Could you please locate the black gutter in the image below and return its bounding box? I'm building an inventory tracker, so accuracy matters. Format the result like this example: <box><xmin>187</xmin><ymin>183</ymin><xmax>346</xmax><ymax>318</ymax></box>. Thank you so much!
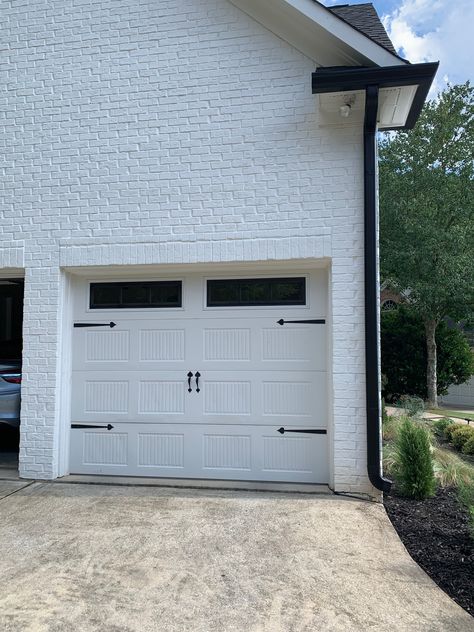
<box><xmin>312</xmin><ymin>62</ymin><xmax>437</xmax><ymax>492</ymax></box>
<box><xmin>363</xmin><ymin>84</ymin><xmax>391</xmax><ymax>493</ymax></box>
<box><xmin>312</xmin><ymin>62</ymin><xmax>439</xmax><ymax>130</ymax></box>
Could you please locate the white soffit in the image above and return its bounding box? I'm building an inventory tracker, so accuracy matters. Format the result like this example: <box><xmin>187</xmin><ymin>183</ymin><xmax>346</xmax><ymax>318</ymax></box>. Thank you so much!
<box><xmin>318</xmin><ymin>90</ymin><xmax>365</xmax><ymax>126</ymax></box>
<box><xmin>378</xmin><ymin>85</ymin><xmax>418</xmax><ymax>129</ymax></box>
<box><xmin>318</xmin><ymin>85</ymin><xmax>418</xmax><ymax>129</ymax></box>
<box><xmin>228</xmin><ymin>0</ymin><xmax>405</xmax><ymax>67</ymax></box>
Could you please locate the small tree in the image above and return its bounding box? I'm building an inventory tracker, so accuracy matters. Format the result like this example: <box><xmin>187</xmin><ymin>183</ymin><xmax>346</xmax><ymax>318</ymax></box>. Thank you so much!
<box><xmin>397</xmin><ymin>418</ymin><xmax>436</xmax><ymax>500</ymax></box>
<box><xmin>379</xmin><ymin>83</ymin><xmax>474</xmax><ymax>407</ymax></box>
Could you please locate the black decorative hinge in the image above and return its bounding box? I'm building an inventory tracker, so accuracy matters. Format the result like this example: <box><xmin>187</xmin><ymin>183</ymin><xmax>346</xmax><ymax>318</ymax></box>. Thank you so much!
<box><xmin>277</xmin><ymin>319</ymin><xmax>325</xmax><ymax>326</ymax></box>
<box><xmin>74</xmin><ymin>322</ymin><xmax>117</xmax><ymax>328</ymax></box>
<box><xmin>71</xmin><ymin>424</ymin><xmax>114</xmax><ymax>430</ymax></box>
<box><xmin>277</xmin><ymin>427</ymin><xmax>327</xmax><ymax>435</ymax></box>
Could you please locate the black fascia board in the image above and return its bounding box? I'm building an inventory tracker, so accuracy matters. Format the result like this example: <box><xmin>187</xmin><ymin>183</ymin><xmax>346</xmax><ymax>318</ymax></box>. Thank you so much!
<box><xmin>312</xmin><ymin>62</ymin><xmax>439</xmax><ymax>129</ymax></box>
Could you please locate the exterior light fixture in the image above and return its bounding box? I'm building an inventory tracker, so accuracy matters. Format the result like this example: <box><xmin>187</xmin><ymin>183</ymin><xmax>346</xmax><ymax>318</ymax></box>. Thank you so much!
<box><xmin>339</xmin><ymin>103</ymin><xmax>352</xmax><ymax>117</ymax></box>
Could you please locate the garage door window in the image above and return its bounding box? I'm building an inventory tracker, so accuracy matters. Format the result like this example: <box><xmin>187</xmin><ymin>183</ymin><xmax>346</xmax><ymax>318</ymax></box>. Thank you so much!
<box><xmin>90</xmin><ymin>281</ymin><xmax>182</xmax><ymax>309</ymax></box>
<box><xmin>207</xmin><ymin>278</ymin><xmax>306</xmax><ymax>307</ymax></box>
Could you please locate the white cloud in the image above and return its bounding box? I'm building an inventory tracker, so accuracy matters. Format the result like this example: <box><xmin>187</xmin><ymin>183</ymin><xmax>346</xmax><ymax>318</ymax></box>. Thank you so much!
<box><xmin>383</xmin><ymin>0</ymin><xmax>473</xmax><ymax>93</ymax></box>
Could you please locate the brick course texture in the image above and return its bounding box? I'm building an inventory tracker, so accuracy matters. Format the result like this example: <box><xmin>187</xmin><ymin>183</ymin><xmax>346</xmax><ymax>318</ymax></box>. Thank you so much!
<box><xmin>0</xmin><ymin>0</ymin><xmax>376</xmax><ymax>495</ymax></box>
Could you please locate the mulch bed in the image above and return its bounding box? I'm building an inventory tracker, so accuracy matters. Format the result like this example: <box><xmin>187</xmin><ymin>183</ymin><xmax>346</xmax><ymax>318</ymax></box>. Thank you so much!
<box><xmin>384</xmin><ymin>487</ymin><xmax>474</xmax><ymax>617</ymax></box>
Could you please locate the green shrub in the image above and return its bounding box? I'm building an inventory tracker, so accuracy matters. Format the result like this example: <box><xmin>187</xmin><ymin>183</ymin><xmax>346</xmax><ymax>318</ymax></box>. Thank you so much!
<box><xmin>432</xmin><ymin>417</ymin><xmax>454</xmax><ymax>438</ymax></box>
<box><xmin>451</xmin><ymin>425</ymin><xmax>474</xmax><ymax>450</ymax></box>
<box><xmin>462</xmin><ymin>434</ymin><xmax>474</xmax><ymax>456</ymax></box>
<box><xmin>396</xmin><ymin>418</ymin><xmax>436</xmax><ymax>499</ymax></box>
<box><xmin>398</xmin><ymin>395</ymin><xmax>425</xmax><ymax>417</ymax></box>
<box><xmin>381</xmin><ymin>307</ymin><xmax>474</xmax><ymax>401</ymax></box>
<box><xmin>445</xmin><ymin>423</ymin><xmax>462</xmax><ymax>442</ymax></box>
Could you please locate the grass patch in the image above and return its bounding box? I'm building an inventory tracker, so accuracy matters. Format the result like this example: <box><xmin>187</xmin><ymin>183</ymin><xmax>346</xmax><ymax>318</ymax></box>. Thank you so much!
<box><xmin>382</xmin><ymin>412</ymin><xmax>402</xmax><ymax>442</ymax></box>
<box><xmin>432</xmin><ymin>445</ymin><xmax>474</xmax><ymax>488</ymax></box>
<box><xmin>383</xmin><ymin>442</ymin><xmax>399</xmax><ymax>478</ymax></box>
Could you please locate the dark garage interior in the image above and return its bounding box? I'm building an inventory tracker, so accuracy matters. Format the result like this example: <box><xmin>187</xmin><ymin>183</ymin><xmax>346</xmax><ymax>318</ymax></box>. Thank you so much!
<box><xmin>0</xmin><ymin>279</ymin><xmax>24</xmax><ymax>476</ymax></box>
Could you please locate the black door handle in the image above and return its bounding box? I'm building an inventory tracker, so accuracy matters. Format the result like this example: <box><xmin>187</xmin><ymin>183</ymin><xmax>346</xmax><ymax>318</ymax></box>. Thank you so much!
<box><xmin>187</xmin><ymin>371</ymin><xmax>193</xmax><ymax>393</ymax></box>
<box><xmin>195</xmin><ymin>371</ymin><xmax>201</xmax><ymax>393</ymax></box>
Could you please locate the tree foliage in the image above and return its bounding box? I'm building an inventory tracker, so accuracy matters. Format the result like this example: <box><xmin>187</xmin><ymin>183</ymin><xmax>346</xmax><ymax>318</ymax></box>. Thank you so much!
<box><xmin>379</xmin><ymin>83</ymin><xmax>474</xmax><ymax>404</ymax></box>
<box><xmin>380</xmin><ymin>82</ymin><xmax>474</xmax><ymax>321</ymax></box>
<box><xmin>381</xmin><ymin>307</ymin><xmax>474</xmax><ymax>401</ymax></box>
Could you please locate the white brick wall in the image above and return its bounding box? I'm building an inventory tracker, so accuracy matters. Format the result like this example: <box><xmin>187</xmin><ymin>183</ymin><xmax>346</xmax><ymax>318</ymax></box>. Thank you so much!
<box><xmin>0</xmin><ymin>0</ymin><xmax>373</xmax><ymax>494</ymax></box>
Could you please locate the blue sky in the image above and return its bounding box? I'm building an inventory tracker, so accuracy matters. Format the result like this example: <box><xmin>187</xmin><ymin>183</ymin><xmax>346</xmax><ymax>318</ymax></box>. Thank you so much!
<box><xmin>322</xmin><ymin>1</ymin><xmax>473</xmax><ymax>93</ymax></box>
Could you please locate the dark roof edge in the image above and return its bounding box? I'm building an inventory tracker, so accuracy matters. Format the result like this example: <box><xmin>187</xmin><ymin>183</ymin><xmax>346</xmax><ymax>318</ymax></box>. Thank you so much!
<box><xmin>327</xmin><ymin>5</ymin><xmax>404</xmax><ymax>61</ymax></box>
<box><xmin>312</xmin><ymin>62</ymin><xmax>439</xmax><ymax>129</ymax></box>
<box><xmin>313</xmin><ymin>0</ymin><xmax>409</xmax><ymax>64</ymax></box>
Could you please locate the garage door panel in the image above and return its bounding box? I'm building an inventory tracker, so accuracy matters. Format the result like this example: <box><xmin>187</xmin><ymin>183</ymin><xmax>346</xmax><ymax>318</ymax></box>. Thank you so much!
<box><xmin>262</xmin><ymin>381</ymin><xmax>314</xmax><ymax>417</ymax></box>
<box><xmin>70</xmin><ymin>423</ymin><xmax>329</xmax><ymax>482</ymax></box>
<box><xmin>138</xmin><ymin>380</ymin><xmax>186</xmax><ymax>414</ymax></box>
<box><xmin>202</xmin><ymin>433</ymin><xmax>252</xmax><ymax>471</ymax></box>
<box><xmin>85</xmin><ymin>329</ymin><xmax>130</xmax><ymax>363</ymax></box>
<box><xmin>261</xmin><ymin>326</ymin><xmax>325</xmax><ymax>369</ymax></box>
<box><xmin>72</xmin><ymin>371</ymin><xmax>192</xmax><ymax>422</ymax></box>
<box><xmin>137</xmin><ymin>432</ymin><xmax>185</xmax><ymax>469</ymax></box>
<box><xmin>138</xmin><ymin>328</ymin><xmax>186</xmax><ymax>362</ymax></box>
<box><xmin>73</xmin><ymin>327</ymin><xmax>132</xmax><ymax>367</ymax></box>
<box><xmin>197</xmin><ymin>371</ymin><xmax>327</xmax><ymax>426</ymax></box>
<box><xmin>84</xmin><ymin>380</ymin><xmax>129</xmax><ymax>414</ymax></box>
<box><xmin>198</xmin><ymin>318</ymin><xmax>326</xmax><ymax>371</ymax></box>
<box><xmin>262</xmin><ymin>435</ymin><xmax>314</xmax><ymax>474</ymax></box>
<box><xmin>203</xmin><ymin>327</ymin><xmax>251</xmax><ymax>362</ymax></box>
<box><xmin>70</xmin><ymin>272</ymin><xmax>329</xmax><ymax>483</ymax></box>
<box><xmin>82</xmin><ymin>432</ymin><xmax>128</xmax><ymax>466</ymax></box>
<box><xmin>203</xmin><ymin>380</ymin><xmax>252</xmax><ymax>416</ymax></box>
<box><xmin>75</xmin><ymin>322</ymin><xmax>189</xmax><ymax>370</ymax></box>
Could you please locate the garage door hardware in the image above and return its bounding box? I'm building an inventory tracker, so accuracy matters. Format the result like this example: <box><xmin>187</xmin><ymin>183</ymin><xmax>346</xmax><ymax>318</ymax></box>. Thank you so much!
<box><xmin>277</xmin><ymin>427</ymin><xmax>327</xmax><ymax>435</ymax></box>
<box><xmin>74</xmin><ymin>322</ymin><xmax>117</xmax><ymax>328</ymax></box>
<box><xmin>187</xmin><ymin>371</ymin><xmax>201</xmax><ymax>393</ymax></box>
<box><xmin>71</xmin><ymin>424</ymin><xmax>114</xmax><ymax>430</ymax></box>
<box><xmin>187</xmin><ymin>371</ymin><xmax>193</xmax><ymax>392</ymax></box>
<box><xmin>277</xmin><ymin>319</ymin><xmax>325</xmax><ymax>326</ymax></box>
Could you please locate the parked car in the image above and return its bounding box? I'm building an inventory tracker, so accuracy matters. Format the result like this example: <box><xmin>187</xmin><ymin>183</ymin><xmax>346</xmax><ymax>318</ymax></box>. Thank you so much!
<box><xmin>0</xmin><ymin>361</ymin><xmax>21</xmax><ymax>427</ymax></box>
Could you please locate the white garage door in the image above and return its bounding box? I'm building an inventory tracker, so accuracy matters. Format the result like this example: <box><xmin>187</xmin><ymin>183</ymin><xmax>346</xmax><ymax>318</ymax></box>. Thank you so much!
<box><xmin>69</xmin><ymin>272</ymin><xmax>329</xmax><ymax>483</ymax></box>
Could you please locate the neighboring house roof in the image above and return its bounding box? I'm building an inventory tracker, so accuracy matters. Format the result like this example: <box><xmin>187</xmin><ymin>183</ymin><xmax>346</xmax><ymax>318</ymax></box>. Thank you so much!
<box><xmin>380</xmin><ymin>280</ymin><xmax>411</xmax><ymax>300</ymax></box>
<box><xmin>327</xmin><ymin>3</ymin><xmax>398</xmax><ymax>57</ymax></box>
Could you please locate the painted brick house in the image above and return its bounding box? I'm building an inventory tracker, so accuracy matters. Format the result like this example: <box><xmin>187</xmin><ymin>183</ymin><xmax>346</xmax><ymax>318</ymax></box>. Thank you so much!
<box><xmin>0</xmin><ymin>0</ymin><xmax>437</xmax><ymax>496</ymax></box>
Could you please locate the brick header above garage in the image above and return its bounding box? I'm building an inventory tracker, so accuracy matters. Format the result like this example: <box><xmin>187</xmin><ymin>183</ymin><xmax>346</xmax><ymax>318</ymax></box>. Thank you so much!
<box><xmin>59</xmin><ymin>234</ymin><xmax>332</xmax><ymax>268</ymax></box>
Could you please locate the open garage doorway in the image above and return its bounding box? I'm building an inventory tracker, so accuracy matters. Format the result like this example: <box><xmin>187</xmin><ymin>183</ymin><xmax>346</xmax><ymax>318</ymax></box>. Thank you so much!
<box><xmin>0</xmin><ymin>279</ymin><xmax>24</xmax><ymax>478</ymax></box>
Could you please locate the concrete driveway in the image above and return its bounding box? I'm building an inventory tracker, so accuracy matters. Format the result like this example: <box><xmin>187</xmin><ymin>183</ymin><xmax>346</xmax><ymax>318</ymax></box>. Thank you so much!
<box><xmin>0</xmin><ymin>482</ymin><xmax>472</xmax><ymax>632</ymax></box>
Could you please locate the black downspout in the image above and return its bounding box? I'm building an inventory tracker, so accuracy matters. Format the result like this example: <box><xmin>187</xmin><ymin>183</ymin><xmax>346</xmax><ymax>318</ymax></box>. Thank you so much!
<box><xmin>364</xmin><ymin>84</ymin><xmax>392</xmax><ymax>493</ymax></box>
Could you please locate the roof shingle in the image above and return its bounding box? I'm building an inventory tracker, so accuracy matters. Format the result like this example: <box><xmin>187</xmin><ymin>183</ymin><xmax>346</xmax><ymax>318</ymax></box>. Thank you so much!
<box><xmin>327</xmin><ymin>3</ymin><xmax>399</xmax><ymax>57</ymax></box>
